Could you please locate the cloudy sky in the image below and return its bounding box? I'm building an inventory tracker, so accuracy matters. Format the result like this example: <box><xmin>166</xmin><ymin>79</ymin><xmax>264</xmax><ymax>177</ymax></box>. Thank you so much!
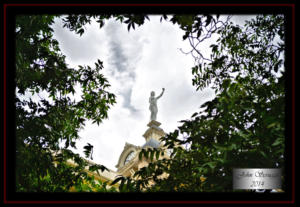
<box><xmin>51</xmin><ymin>15</ymin><xmax>251</xmax><ymax>171</ymax></box>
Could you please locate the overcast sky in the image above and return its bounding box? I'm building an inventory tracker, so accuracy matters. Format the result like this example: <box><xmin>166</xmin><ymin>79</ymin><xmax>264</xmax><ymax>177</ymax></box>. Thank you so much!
<box><xmin>50</xmin><ymin>15</ymin><xmax>253</xmax><ymax>171</ymax></box>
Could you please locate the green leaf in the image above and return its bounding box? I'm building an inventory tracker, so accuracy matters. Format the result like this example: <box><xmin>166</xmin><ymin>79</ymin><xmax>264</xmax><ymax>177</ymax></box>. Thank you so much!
<box><xmin>150</xmin><ymin>149</ymin><xmax>154</xmax><ymax>161</ymax></box>
<box><xmin>139</xmin><ymin>150</ymin><xmax>143</xmax><ymax>161</ymax></box>
<box><xmin>260</xmin><ymin>151</ymin><xmax>267</xmax><ymax>159</ymax></box>
<box><xmin>111</xmin><ymin>176</ymin><xmax>124</xmax><ymax>186</ymax></box>
<box><xmin>205</xmin><ymin>16</ymin><xmax>212</xmax><ymax>26</ymax></box>
<box><xmin>119</xmin><ymin>178</ymin><xmax>126</xmax><ymax>191</ymax></box>
<box><xmin>267</xmin><ymin>123</ymin><xmax>277</xmax><ymax>128</ymax></box>
<box><xmin>155</xmin><ymin>150</ymin><xmax>160</xmax><ymax>160</ymax></box>
<box><xmin>183</xmin><ymin>32</ymin><xmax>189</xmax><ymax>40</ymax></box>
<box><xmin>204</xmin><ymin>162</ymin><xmax>216</xmax><ymax>169</ymax></box>
<box><xmin>78</xmin><ymin>28</ymin><xmax>84</xmax><ymax>36</ymax></box>
<box><xmin>197</xmin><ymin>29</ymin><xmax>202</xmax><ymax>38</ymax></box>
<box><xmin>191</xmin><ymin>112</ymin><xmax>198</xmax><ymax>118</ymax></box>
<box><xmin>272</xmin><ymin>138</ymin><xmax>283</xmax><ymax>147</ymax></box>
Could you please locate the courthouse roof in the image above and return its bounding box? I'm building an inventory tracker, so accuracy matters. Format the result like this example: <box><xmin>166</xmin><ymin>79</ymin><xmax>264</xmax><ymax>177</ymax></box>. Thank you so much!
<box><xmin>142</xmin><ymin>138</ymin><xmax>160</xmax><ymax>148</ymax></box>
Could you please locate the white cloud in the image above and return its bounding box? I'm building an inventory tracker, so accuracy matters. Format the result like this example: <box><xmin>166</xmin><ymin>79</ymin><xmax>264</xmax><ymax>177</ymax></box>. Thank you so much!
<box><xmin>52</xmin><ymin>15</ymin><xmax>216</xmax><ymax>171</ymax></box>
<box><xmin>52</xmin><ymin>17</ymin><xmax>110</xmax><ymax>68</ymax></box>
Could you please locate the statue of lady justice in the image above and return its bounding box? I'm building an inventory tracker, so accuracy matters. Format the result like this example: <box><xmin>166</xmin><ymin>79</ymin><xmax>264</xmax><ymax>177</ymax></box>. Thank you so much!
<box><xmin>149</xmin><ymin>88</ymin><xmax>165</xmax><ymax>121</ymax></box>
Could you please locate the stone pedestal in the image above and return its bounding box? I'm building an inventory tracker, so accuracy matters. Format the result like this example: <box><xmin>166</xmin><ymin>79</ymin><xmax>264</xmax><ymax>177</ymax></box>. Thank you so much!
<box><xmin>143</xmin><ymin>120</ymin><xmax>165</xmax><ymax>142</ymax></box>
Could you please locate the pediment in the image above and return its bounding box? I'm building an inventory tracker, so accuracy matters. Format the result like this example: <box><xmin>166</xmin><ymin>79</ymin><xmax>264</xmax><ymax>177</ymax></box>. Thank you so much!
<box><xmin>115</xmin><ymin>142</ymin><xmax>140</xmax><ymax>170</ymax></box>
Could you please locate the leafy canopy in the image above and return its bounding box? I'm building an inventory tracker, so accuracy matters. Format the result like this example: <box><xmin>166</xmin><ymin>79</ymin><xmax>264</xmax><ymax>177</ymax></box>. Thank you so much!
<box><xmin>16</xmin><ymin>15</ymin><xmax>116</xmax><ymax>192</ymax></box>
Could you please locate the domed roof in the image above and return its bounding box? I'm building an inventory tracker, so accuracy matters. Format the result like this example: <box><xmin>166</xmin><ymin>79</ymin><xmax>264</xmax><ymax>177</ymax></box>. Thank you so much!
<box><xmin>142</xmin><ymin>138</ymin><xmax>161</xmax><ymax>148</ymax></box>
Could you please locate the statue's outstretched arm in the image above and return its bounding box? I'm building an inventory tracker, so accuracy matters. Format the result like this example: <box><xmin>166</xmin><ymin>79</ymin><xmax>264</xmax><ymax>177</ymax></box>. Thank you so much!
<box><xmin>156</xmin><ymin>88</ymin><xmax>165</xmax><ymax>99</ymax></box>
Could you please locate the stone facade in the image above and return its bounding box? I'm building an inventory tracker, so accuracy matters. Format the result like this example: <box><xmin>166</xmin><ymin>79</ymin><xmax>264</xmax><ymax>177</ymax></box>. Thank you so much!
<box><xmin>82</xmin><ymin>120</ymin><xmax>169</xmax><ymax>187</ymax></box>
<box><xmin>115</xmin><ymin>120</ymin><xmax>168</xmax><ymax>178</ymax></box>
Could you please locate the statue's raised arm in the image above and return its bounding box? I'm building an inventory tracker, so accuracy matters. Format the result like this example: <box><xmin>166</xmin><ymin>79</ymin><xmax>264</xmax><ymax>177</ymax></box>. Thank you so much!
<box><xmin>156</xmin><ymin>88</ymin><xmax>165</xmax><ymax>100</ymax></box>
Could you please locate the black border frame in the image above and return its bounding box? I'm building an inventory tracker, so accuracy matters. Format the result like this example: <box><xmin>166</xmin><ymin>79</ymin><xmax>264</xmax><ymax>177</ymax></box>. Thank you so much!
<box><xmin>2</xmin><ymin>2</ymin><xmax>295</xmax><ymax>205</ymax></box>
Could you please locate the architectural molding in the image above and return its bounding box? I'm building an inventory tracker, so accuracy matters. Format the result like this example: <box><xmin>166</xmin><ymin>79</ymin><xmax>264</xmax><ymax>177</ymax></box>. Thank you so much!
<box><xmin>115</xmin><ymin>142</ymin><xmax>139</xmax><ymax>169</ymax></box>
